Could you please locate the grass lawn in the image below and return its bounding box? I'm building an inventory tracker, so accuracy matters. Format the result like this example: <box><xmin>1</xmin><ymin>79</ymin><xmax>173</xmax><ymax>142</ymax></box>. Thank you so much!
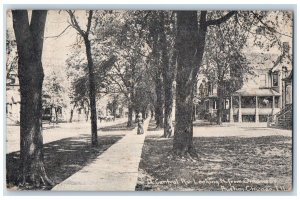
<box><xmin>136</xmin><ymin>133</ymin><xmax>292</xmax><ymax>192</ymax></box>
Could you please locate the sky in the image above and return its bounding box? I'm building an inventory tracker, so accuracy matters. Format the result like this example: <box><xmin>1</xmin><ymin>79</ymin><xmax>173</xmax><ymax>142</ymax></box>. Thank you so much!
<box><xmin>6</xmin><ymin>10</ymin><xmax>293</xmax><ymax>77</ymax></box>
<box><xmin>6</xmin><ymin>10</ymin><xmax>87</xmax><ymax>76</ymax></box>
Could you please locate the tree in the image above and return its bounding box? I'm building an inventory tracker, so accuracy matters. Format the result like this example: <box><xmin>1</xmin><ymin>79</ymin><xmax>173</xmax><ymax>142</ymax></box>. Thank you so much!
<box><xmin>67</xmin><ymin>10</ymin><xmax>98</xmax><ymax>146</ymax></box>
<box><xmin>203</xmin><ymin>12</ymin><xmax>250</xmax><ymax>125</ymax></box>
<box><xmin>148</xmin><ymin>12</ymin><xmax>164</xmax><ymax>129</ymax></box>
<box><xmin>110</xmin><ymin>52</ymin><xmax>148</xmax><ymax>127</ymax></box>
<box><xmin>173</xmin><ymin>11</ymin><xmax>236</xmax><ymax>156</ymax></box>
<box><xmin>173</xmin><ymin>10</ymin><xmax>291</xmax><ymax>155</ymax></box>
<box><xmin>43</xmin><ymin>71</ymin><xmax>69</xmax><ymax>123</ymax></box>
<box><xmin>108</xmin><ymin>11</ymin><xmax>151</xmax><ymax>127</ymax></box>
<box><xmin>12</xmin><ymin>10</ymin><xmax>53</xmax><ymax>187</ymax></box>
<box><xmin>66</xmin><ymin>52</ymin><xmax>116</xmax><ymax>122</ymax></box>
<box><xmin>158</xmin><ymin>11</ymin><xmax>176</xmax><ymax>137</ymax></box>
<box><xmin>142</xmin><ymin>11</ymin><xmax>173</xmax><ymax>131</ymax></box>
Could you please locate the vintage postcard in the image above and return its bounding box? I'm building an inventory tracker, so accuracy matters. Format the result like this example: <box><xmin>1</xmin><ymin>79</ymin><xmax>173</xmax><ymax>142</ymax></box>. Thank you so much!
<box><xmin>6</xmin><ymin>9</ymin><xmax>293</xmax><ymax>192</ymax></box>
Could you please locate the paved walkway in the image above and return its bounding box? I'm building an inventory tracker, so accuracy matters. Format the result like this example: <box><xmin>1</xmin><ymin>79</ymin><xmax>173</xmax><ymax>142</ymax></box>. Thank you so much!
<box><xmin>52</xmin><ymin>118</ymin><xmax>150</xmax><ymax>191</ymax></box>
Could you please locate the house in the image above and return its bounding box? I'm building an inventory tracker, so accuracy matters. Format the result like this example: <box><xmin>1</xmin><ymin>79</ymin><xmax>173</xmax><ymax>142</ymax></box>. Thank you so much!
<box><xmin>196</xmin><ymin>43</ymin><xmax>292</xmax><ymax>124</ymax></box>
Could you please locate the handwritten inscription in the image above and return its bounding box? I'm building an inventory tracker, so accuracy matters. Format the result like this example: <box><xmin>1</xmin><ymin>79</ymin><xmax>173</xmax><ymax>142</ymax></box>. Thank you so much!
<box><xmin>145</xmin><ymin>178</ymin><xmax>290</xmax><ymax>191</ymax></box>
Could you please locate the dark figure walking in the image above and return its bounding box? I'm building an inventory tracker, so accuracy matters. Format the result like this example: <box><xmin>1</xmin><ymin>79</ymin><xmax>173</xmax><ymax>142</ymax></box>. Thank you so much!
<box><xmin>137</xmin><ymin>113</ymin><xmax>144</xmax><ymax>135</ymax></box>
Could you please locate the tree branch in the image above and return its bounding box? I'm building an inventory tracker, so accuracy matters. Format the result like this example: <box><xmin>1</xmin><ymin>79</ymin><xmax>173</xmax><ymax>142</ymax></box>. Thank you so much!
<box><xmin>251</xmin><ymin>11</ymin><xmax>292</xmax><ymax>38</ymax></box>
<box><xmin>45</xmin><ymin>25</ymin><xmax>71</xmax><ymax>39</ymax></box>
<box><xmin>205</xmin><ymin>11</ymin><xmax>237</xmax><ymax>27</ymax></box>
<box><xmin>67</xmin><ymin>10</ymin><xmax>86</xmax><ymax>37</ymax></box>
<box><xmin>86</xmin><ymin>10</ymin><xmax>93</xmax><ymax>34</ymax></box>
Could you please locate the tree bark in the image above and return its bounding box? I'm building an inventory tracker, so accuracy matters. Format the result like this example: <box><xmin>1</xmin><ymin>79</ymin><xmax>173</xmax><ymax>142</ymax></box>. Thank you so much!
<box><xmin>173</xmin><ymin>11</ymin><xmax>207</xmax><ymax>156</ymax></box>
<box><xmin>69</xmin><ymin>109</ymin><xmax>74</xmax><ymax>123</ymax></box>
<box><xmin>127</xmin><ymin>103</ymin><xmax>133</xmax><ymax>127</ymax></box>
<box><xmin>50</xmin><ymin>105</ymin><xmax>53</xmax><ymax>124</ymax></box>
<box><xmin>83</xmin><ymin>37</ymin><xmax>98</xmax><ymax>146</ymax></box>
<box><xmin>12</xmin><ymin>10</ymin><xmax>53</xmax><ymax>187</ymax></box>
<box><xmin>67</xmin><ymin>10</ymin><xmax>98</xmax><ymax>146</ymax></box>
<box><xmin>217</xmin><ymin>82</ymin><xmax>224</xmax><ymax>125</ymax></box>
<box><xmin>69</xmin><ymin>104</ymin><xmax>76</xmax><ymax>123</ymax></box>
<box><xmin>154</xmin><ymin>76</ymin><xmax>164</xmax><ymax>129</ymax></box>
<box><xmin>54</xmin><ymin>107</ymin><xmax>59</xmax><ymax>124</ymax></box>
<box><xmin>159</xmin><ymin>12</ymin><xmax>175</xmax><ymax>138</ymax></box>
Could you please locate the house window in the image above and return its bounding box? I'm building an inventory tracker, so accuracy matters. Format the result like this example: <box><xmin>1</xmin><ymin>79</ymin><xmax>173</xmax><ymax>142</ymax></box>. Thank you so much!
<box><xmin>10</xmin><ymin>78</ymin><xmax>16</xmax><ymax>85</ymax></box>
<box><xmin>259</xmin><ymin>115</ymin><xmax>268</xmax><ymax>122</ymax></box>
<box><xmin>258</xmin><ymin>96</ymin><xmax>273</xmax><ymax>108</ymax></box>
<box><xmin>212</xmin><ymin>100</ymin><xmax>217</xmax><ymax>109</ymax></box>
<box><xmin>241</xmin><ymin>96</ymin><xmax>256</xmax><ymax>108</ymax></box>
<box><xmin>259</xmin><ymin>74</ymin><xmax>266</xmax><ymax>87</ymax></box>
<box><xmin>199</xmin><ymin>84</ymin><xmax>204</xmax><ymax>98</ymax></box>
<box><xmin>208</xmin><ymin>82</ymin><xmax>212</xmax><ymax>95</ymax></box>
<box><xmin>242</xmin><ymin>115</ymin><xmax>255</xmax><ymax>122</ymax></box>
<box><xmin>232</xmin><ymin>96</ymin><xmax>239</xmax><ymax>108</ymax></box>
<box><xmin>272</xmin><ymin>73</ymin><xmax>279</xmax><ymax>87</ymax></box>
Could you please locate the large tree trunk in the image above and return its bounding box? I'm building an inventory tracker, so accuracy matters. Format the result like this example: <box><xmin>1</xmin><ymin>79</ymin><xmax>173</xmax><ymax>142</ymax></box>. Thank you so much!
<box><xmin>54</xmin><ymin>107</ymin><xmax>58</xmax><ymax>124</ymax></box>
<box><xmin>127</xmin><ymin>88</ymin><xmax>135</xmax><ymax>127</ymax></box>
<box><xmin>85</xmin><ymin>107</ymin><xmax>90</xmax><ymax>122</ymax></box>
<box><xmin>83</xmin><ymin>37</ymin><xmax>98</xmax><ymax>146</ymax></box>
<box><xmin>217</xmin><ymin>82</ymin><xmax>224</xmax><ymax>125</ymax></box>
<box><xmin>173</xmin><ymin>11</ymin><xmax>207</xmax><ymax>156</ymax></box>
<box><xmin>69</xmin><ymin>109</ymin><xmax>74</xmax><ymax>123</ymax></box>
<box><xmin>154</xmin><ymin>76</ymin><xmax>164</xmax><ymax>129</ymax></box>
<box><xmin>127</xmin><ymin>103</ymin><xmax>133</xmax><ymax>127</ymax></box>
<box><xmin>50</xmin><ymin>105</ymin><xmax>53</xmax><ymax>124</ymax></box>
<box><xmin>159</xmin><ymin>12</ymin><xmax>175</xmax><ymax>138</ymax></box>
<box><xmin>69</xmin><ymin>104</ymin><xmax>76</xmax><ymax>123</ymax></box>
<box><xmin>12</xmin><ymin>10</ymin><xmax>53</xmax><ymax>187</ymax></box>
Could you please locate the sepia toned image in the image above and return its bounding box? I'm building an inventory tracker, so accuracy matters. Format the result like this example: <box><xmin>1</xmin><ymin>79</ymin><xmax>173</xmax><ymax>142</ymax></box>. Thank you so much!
<box><xmin>5</xmin><ymin>9</ymin><xmax>293</xmax><ymax>192</ymax></box>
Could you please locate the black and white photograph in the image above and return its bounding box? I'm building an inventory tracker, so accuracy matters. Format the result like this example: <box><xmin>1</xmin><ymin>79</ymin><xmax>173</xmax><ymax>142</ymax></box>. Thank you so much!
<box><xmin>5</xmin><ymin>8</ymin><xmax>293</xmax><ymax>192</ymax></box>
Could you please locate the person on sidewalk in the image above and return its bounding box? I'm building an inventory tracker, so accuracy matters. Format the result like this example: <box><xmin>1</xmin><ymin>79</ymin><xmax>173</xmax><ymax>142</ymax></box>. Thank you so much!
<box><xmin>137</xmin><ymin>113</ymin><xmax>144</xmax><ymax>135</ymax></box>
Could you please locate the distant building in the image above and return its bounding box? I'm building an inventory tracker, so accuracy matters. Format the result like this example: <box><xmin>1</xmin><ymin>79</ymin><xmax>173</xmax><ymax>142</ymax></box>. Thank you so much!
<box><xmin>6</xmin><ymin>70</ymin><xmax>87</xmax><ymax>124</ymax></box>
<box><xmin>6</xmin><ymin>70</ymin><xmax>20</xmax><ymax>124</ymax></box>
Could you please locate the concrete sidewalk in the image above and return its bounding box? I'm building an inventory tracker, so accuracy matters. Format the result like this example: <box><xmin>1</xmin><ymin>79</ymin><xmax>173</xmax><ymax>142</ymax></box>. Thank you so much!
<box><xmin>52</xmin><ymin>118</ymin><xmax>150</xmax><ymax>191</ymax></box>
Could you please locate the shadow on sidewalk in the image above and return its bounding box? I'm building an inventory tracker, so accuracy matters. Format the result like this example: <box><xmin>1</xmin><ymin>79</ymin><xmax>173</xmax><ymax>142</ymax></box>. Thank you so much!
<box><xmin>6</xmin><ymin>134</ymin><xmax>124</xmax><ymax>190</ymax></box>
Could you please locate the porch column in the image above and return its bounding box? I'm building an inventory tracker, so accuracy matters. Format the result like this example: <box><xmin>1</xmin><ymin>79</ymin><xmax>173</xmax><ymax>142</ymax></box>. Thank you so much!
<box><xmin>230</xmin><ymin>96</ymin><xmax>234</xmax><ymax>123</ymax></box>
<box><xmin>255</xmin><ymin>96</ymin><xmax>259</xmax><ymax>123</ymax></box>
<box><xmin>279</xmin><ymin>71</ymin><xmax>283</xmax><ymax>109</ymax></box>
<box><xmin>272</xmin><ymin>96</ymin><xmax>275</xmax><ymax>118</ymax></box>
<box><xmin>238</xmin><ymin>95</ymin><xmax>242</xmax><ymax>123</ymax></box>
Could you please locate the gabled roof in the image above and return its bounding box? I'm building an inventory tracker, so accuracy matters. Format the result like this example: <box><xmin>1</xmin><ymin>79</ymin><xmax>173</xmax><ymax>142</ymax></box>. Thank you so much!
<box><xmin>271</xmin><ymin>53</ymin><xmax>292</xmax><ymax>72</ymax></box>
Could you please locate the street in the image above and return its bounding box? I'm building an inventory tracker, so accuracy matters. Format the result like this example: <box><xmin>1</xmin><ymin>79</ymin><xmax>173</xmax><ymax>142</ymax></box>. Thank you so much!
<box><xmin>6</xmin><ymin>118</ymin><xmax>128</xmax><ymax>154</ymax></box>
